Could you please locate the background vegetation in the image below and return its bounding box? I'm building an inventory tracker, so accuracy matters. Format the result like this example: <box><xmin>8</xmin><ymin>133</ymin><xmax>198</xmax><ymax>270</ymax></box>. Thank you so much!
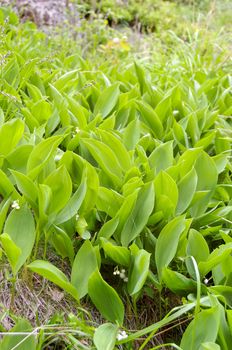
<box><xmin>0</xmin><ymin>0</ymin><xmax>231</xmax><ymax>349</ymax></box>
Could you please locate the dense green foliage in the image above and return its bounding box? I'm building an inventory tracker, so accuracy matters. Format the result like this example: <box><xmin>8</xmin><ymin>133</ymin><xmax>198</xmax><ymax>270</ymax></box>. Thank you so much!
<box><xmin>0</xmin><ymin>2</ymin><xmax>231</xmax><ymax>349</ymax></box>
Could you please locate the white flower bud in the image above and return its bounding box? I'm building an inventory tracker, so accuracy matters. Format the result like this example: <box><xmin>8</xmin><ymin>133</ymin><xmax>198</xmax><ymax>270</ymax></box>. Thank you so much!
<box><xmin>112</xmin><ymin>37</ymin><xmax>120</xmax><ymax>44</ymax></box>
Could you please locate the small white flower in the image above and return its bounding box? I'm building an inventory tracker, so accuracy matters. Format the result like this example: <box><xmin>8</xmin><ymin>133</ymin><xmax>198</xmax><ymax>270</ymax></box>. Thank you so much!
<box><xmin>11</xmin><ymin>200</ymin><xmax>20</xmax><ymax>210</ymax></box>
<box><xmin>112</xmin><ymin>37</ymin><xmax>120</xmax><ymax>44</ymax></box>
<box><xmin>123</xmin><ymin>277</ymin><xmax>128</xmax><ymax>282</ymax></box>
<box><xmin>75</xmin><ymin>127</ymin><xmax>80</xmax><ymax>133</ymax></box>
<box><xmin>117</xmin><ymin>330</ymin><xmax>128</xmax><ymax>341</ymax></box>
<box><xmin>119</xmin><ymin>272</ymin><xmax>125</xmax><ymax>279</ymax></box>
<box><xmin>75</xmin><ymin>214</ymin><xmax>79</xmax><ymax>221</ymax></box>
<box><xmin>121</xmin><ymin>269</ymin><xmax>125</xmax><ymax>274</ymax></box>
<box><xmin>204</xmin><ymin>278</ymin><xmax>209</xmax><ymax>285</ymax></box>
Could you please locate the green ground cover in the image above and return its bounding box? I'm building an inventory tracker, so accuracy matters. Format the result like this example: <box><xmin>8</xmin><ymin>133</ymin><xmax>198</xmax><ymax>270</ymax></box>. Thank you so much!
<box><xmin>0</xmin><ymin>1</ymin><xmax>231</xmax><ymax>349</ymax></box>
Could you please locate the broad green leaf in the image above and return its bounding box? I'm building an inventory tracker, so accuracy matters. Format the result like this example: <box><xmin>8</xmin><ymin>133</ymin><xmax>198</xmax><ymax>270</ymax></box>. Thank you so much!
<box><xmin>123</xmin><ymin>119</ymin><xmax>140</xmax><ymax>150</ymax></box>
<box><xmin>187</xmin><ymin>229</ymin><xmax>209</xmax><ymax>263</ymax></box>
<box><xmin>44</xmin><ymin>166</ymin><xmax>72</xmax><ymax>214</ymax></box>
<box><xmin>149</xmin><ymin>141</ymin><xmax>173</xmax><ymax>173</ymax></box>
<box><xmin>71</xmin><ymin>240</ymin><xmax>98</xmax><ymax>299</ymax></box>
<box><xmin>28</xmin><ymin>260</ymin><xmax>78</xmax><ymax>300</ymax></box>
<box><xmin>101</xmin><ymin>239</ymin><xmax>130</xmax><ymax>267</ymax></box>
<box><xmin>79</xmin><ymin>161</ymin><xmax>99</xmax><ymax>215</ymax></box>
<box><xmin>176</xmin><ymin>168</ymin><xmax>198</xmax><ymax>215</ymax></box>
<box><xmin>200</xmin><ymin>343</ymin><xmax>221</xmax><ymax>350</ymax></box>
<box><xmin>0</xmin><ymin>197</ymin><xmax>11</xmax><ymax>234</ymax></box>
<box><xmin>27</xmin><ymin>135</ymin><xmax>63</xmax><ymax>179</ymax></box>
<box><xmin>154</xmin><ymin>171</ymin><xmax>178</xmax><ymax>218</ymax></box>
<box><xmin>212</xmin><ymin>154</ymin><xmax>228</xmax><ymax>174</ymax></box>
<box><xmin>155</xmin><ymin>216</ymin><xmax>186</xmax><ymax>279</ymax></box>
<box><xmin>136</xmin><ymin>101</ymin><xmax>163</xmax><ymax>139</ymax></box>
<box><xmin>180</xmin><ymin>306</ymin><xmax>220</xmax><ymax>350</ymax></box>
<box><xmin>0</xmin><ymin>119</ymin><xmax>24</xmax><ymax>156</ymax></box>
<box><xmin>30</xmin><ymin>99</ymin><xmax>52</xmax><ymax>124</ymax></box>
<box><xmin>96</xmin><ymin>129</ymin><xmax>132</xmax><ymax>171</ymax></box>
<box><xmin>195</xmin><ymin>151</ymin><xmax>218</xmax><ymax>191</ymax></box>
<box><xmin>134</xmin><ymin>61</ymin><xmax>149</xmax><ymax>95</ymax></box>
<box><xmin>0</xmin><ymin>233</ymin><xmax>21</xmax><ymax>276</ymax></box>
<box><xmin>0</xmin><ymin>319</ymin><xmax>36</xmax><ymax>350</ymax></box>
<box><xmin>11</xmin><ymin>170</ymin><xmax>38</xmax><ymax>208</ymax></box>
<box><xmin>96</xmin><ymin>187</ymin><xmax>123</xmax><ymax>217</ymax></box>
<box><xmin>199</xmin><ymin>243</ymin><xmax>232</xmax><ymax>276</ymax></box>
<box><xmin>94</xmin><ymin>83</ymin><xmax>120</xmax><ymax>118</ymax></box>
<box><xmin>4</xmin><ymin>206</ymin><xmax>35</xmax><ymax>274</ymax></box>
<box><xmin>51</xmin><ymin>225</ymin><xmax>74</xmax><ymax>264</ymax></box>
<box><xmin>97</xmin><ymin>217</ymin><xmax>119</xmax><ymax>241</ymax></box>
<box><xmin>94</xmin><ymin>323</ymin><xmax>118</xmax><ymax>350</ymax></box>
<box><xmin>190</xmin><ymin>190</ymin><xmax>212</xmax><ymax>218</ymax></box>
<box><xmin>38</xmin><ymin>184</ymin><xmax>52</xmax><ymax>225</ymax></box>
<box><xmin>162</xmin><ymin>267</ymin><xmax>197</xmax><ymax>295</ymax></box>
<box><xmin>55</xmin><ymin>176</ymin><xmax>87</xmax><ymax>224</ymax></box>
<box><xmin>6</xmin><ymin>144</ymin><xmax>33</xmax><ymax>173</ymax></box>
<box><xmin>88</xmin><ymin>270</ymin><xmax>124</xmax><ymax>325</ymax></box>
<box><xmin>121</xmin><ymin>182</ymin><xmax>154</xmax><ymax>246</ymax></box>
<box><xmin>128</xmin><ymin>248</ymin><xmax>150</xmax><ymax>296</ymax></box>
<box><xmin>154</xmin><ymin>95</ymin><xmax>171</xmax><ymax>122</ymax></box>
<box><xmin>82</xmin><ymin>138</ymin><xmax>123</xmax><ymax>187</ymax></box>
<box><xmin>67</xmin><ymin>97</ymin><xmax>88</xmax><ymax>128</ymax></box>
<box><xmin>0</xmin><ymin>169</ymin><xmax>18</xmax><ymax>199</ymax></box>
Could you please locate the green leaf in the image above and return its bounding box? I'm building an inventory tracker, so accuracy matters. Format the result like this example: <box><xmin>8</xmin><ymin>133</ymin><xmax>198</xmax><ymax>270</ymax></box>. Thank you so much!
<box><xmin>71</xmin><ymin>240</ymin><xmax>98</xmax><ymax>299</ymax></box>
<box><xmin>187</xmin><ymin>229</ymin><xmax>209</xmax><ymax>264</ymax></box>
<box><xmin>155</xmin><ymin>216</ymin><xmax>186</xmax><ymax>280</ymax></box>
<box><xmin>154</xmin><ymin>171</ymin><xmax>178</xmax><ymax>219</ymax></box>
<box><xmin>94</xmin><ymin>83</ymin><xmax>120</xmax><ymax>118</ymax></box>
<box><xmin>6</xmin><ymin>144</ymin><xmax>33</xmax><ymax>173</ymax></box>
<box><xmin>176</xmin><ymin>168</ymin><xmax>198</xmax><ymax>215</ymax></box>
<box><xmin>123</xmin><ymin>119</ymin><xmax>140</xmax><ymax>150</ymax></box>
<box><xmin>0</xmin><ymin>233</ymin><xmax>21</xmax><ymax>276</ymax></box>
<box><xmin>180</xmin><ymin>307</ymin><xmax>220</xmax><ymax>350</ymax></box>
<box><xmin>94</xmin><ymin>323</ymin><xmax>118</xmax><ymax>350</ymax></box>
<box><xmin>101</xmin><ymin>239</ymin><xmax>130</xmax><ymax>267</ymax></box>
<box><xmin>128</xmin><ymin>248</ymin><xmax>150</xmax><ymax>296</ymax></box>
<box><xmin>0</xmin><ymin>319</ymin><xmax>36</xmax><ymax>350</ymax></box>
<box><xmin>96</xmin><ymin>187</ymin><xmax>123</xmax><ymax>217</ymax></box>
<box><xmin>3</xmin><ymin>206</ymin><xmax>36</xmax><ymax>275</ymax></box>
<box><xmin>136</xmin><ymin>101</ymin><xmax>163</xmax><ymax>139</ymax></box>
<box><xmin>162</xmin><ymin>267</ymin><xmax>197</xmax><ymax>295</ymax></box>
<box><xmin>44</xmin><ymin>166</ymin><xmax>72</xmax><ymax>214</ymax></box>
<box><xmin>97</xmin><ymin>217</ymin><xmax>119</xmax><ymax>241</ymax></box>
<box><xmin>28</xmin><ymin>260</ymin><xmax>79</xmax><ymax>300</ymax></box>
<box><xmin>0</xmin><ymin>169</ymin><xmax>18</xmax><ymax>199</ymax></box>
<box><xmin>88</xmin><ymin>270</ymin><xmax>124</xmax><ymax>325</ymax></box>
<box><xmin>55</xmin><ymin>176</ymin><xmax>87</xmax><ymax>224</ymax></box>
<box><xmin>195</xmin><ymin>151</ymin><xmax>218</xmax><ymax>191</ymax></box>
<box><xmin>82</xmin><ymin>138</ymin><xmax>123</xmax><ymax>187</ymax></box>
<box><xmin>96</xmin><ymin>129</ymin><xmax>131</xmax><ymax>171</ymax></box>
<box><xmin>199</xmin><ymin>243</ymin><xmax>232</xmax><ymax>277</ymax></box>
<box><xmin>0</xmin><ymin>119</ymin><xmax>24</xmax><ymax>156</ymax></box>
<box><xmin>149</xmin><ymin>141</ymin><xmax>173</xmax><ymax>173</ymax></box>
<box><xmin>134</xmin><ymin>61</ymin><xmax>149</xmax><ymax>95</ymax></box>
<box><xmin>11</xmin><ymin>170</ymin><xmax>38</xmax><ymax>208</ymax></box>
<box><xmin>27</xmin><ymin>135</ymin><xmax>63</xmax><ymax>179</ymax></box>
<box><xmin>121</xmin><ymin>182</ymin><xmax>155</xmax><ymax>246</ymax></box>
<box><xmin>51</xmin><ymin>225</ymin><xmax>74</xmax><ymax>264</ymax></box>
<box><xmin>199</xmin><ymin>343</ymin><xmax>221</xmax><ymax>350</ymax></box>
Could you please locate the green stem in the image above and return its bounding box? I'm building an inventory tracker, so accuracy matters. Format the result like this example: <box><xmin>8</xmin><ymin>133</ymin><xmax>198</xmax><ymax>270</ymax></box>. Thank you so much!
<box><xmin>33</xmin><ymin>225</ymin><xmax>41</xmax><ymax>260</ymax></box>
<box><xmin>10</xmin><ymin>278</ymin><xmax>16</xmax><ymax>311</ymax></box>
